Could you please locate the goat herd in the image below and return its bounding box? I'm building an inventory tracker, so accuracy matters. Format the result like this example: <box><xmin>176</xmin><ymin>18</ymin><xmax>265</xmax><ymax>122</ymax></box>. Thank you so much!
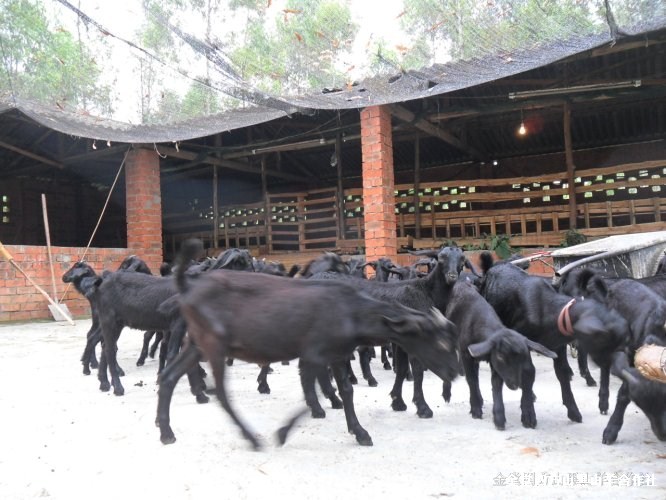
<box><xmin>60</xmin><ymin>240</ymin><xmax>666</xmax><ymax>451</ymax></box>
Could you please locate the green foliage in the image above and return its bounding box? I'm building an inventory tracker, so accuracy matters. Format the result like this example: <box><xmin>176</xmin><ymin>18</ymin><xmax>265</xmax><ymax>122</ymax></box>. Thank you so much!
<box><xmin>489</xmin><ymin>233</ymin><xmax>513</xmax><ymax>260</ymax></box>
<box><xmin>0</xmin><ymin>0</ymin><xmax>112</xmax><ymax>113</ymax></box>
<box><xmin>562</xmin><ymin>229</ymin><xmax>587</xmax><ymax>247</ymax></box>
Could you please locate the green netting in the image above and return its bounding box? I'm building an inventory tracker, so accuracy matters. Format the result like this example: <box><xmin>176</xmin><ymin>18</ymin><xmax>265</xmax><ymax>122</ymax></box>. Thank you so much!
<box><xmin>1</xmin><ymin>0</ymin><xmax>664</xmax><ymax>141</ymax></box>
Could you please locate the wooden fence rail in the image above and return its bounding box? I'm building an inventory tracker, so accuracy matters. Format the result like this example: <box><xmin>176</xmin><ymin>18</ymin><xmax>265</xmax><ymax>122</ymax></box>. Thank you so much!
<box><xmin>165</xmin><ymin>159</ymin><xmax>666</xmax><ymax>254</ymax></box>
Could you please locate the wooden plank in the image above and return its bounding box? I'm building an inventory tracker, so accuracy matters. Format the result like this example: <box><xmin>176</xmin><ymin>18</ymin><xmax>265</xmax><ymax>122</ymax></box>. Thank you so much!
<box><xmin>584</xmin><ymin>203</ymin><xmax>590</xmax><ymax>228</ymax></box>
<box><xmin>520</xmin><ymin>214</ymin><xmax>527</xmax><ymax>236</ymax></box>
<box><xmin>606</xmin><ymin>201</ymin><xmax>613</xmax><ymax>227</ymax></box>
<box><xmin>655</xmin><ymin>197</ymin><xmax>662</xmax><ymax>222</ymax></box>
<box><xmin>629</xmin><ymin>199</ymin><xmax>636</xmax><ymax>225</ymax></box>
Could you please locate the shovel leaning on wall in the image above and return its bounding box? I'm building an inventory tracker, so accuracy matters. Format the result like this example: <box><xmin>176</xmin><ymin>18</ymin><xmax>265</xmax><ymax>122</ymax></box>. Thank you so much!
<box><xmin>0</xmin><ymin>241</ymin><xmax>75</xmax><ymax>325</ymax></box>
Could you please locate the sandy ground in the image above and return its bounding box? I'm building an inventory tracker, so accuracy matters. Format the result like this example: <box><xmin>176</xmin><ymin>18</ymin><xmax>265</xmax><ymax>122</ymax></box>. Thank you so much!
<box><xmin>0</xmin><ymin>318</ymin><xmax>664</xmax><ymax>500</ymax></box>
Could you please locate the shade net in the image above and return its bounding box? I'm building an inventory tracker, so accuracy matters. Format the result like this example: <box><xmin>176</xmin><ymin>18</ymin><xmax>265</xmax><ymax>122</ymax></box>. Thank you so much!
<box><xmin>1</xmin><ymin>0</ymin><xmax>664</xmax><ymax>142</ymax></box>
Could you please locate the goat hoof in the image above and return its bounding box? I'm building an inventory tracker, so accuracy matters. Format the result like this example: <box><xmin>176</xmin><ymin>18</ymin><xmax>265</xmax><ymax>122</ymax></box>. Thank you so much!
<box><xmin>276</xmin><ymin>426</ymin><xmax>290</xmax><ymax>445</ymax></box>
<box><xmin>367</xmin><ymin>377</ymin><xmax>378</xmax><ymax>387</ymax></box>
<box><xmin>160</xmin><ymin>433</ymin><xmax>177</xmax><ymax>445</ymax></box>
<box><xmin>391</xmin><ymin>399</ymin><xmax>407</xmax><ymax>412</ymax></box>
<box><xmin>82</xmin><ymin>367</ymin><xmax>91</xmax><ymax>376</ymax></box>
<box><xmin>90</xmin><ymin>360</ymin><xmax>99</xmax><ymax>369</ymax></box>
<box><xmin>416</xmin><ymin>406</ymin><xmax>433</xmax><ymax>419</ymax></box>
<box><xmin>383</xmin><ymin>362</ymin><xmax>392</xmax><ymax>370</ymax></box>
<box><xmin>567</xmin><ymin>409</ymin><xmax>582</xmax><ymax>423</ymax></box>
<box><xmin>602</xmin><ymin>428</ymin><xmax>618</xmax><ymax>445</ymax></box>
<box><xmin>349</xmin><ymin>375</ymin><xmax>358</xmax><ymax>385</ymax></box>
<box><xmin>257</xmin><ymin>383</ymin><xmax>270</xmax><ymax>394</ymax></box>
<box><xmin>599</xmin><ymin>409</ymin><xmax>608</xmax><ymax>415</ymax></box>
<box><xmin>586</xmin><ymin>378</ymin><xmax>597</xmax><ymax>387</ymax></box>
<box><xmin>354</xmin><ymin>431</ymin><xmax>373</xmax><ymax>446</ymax></box>
<box><xmin>136</xmin><ymin>359</ymin><xmax>145</xmax><ymax>367</ymax></box>
<box><xmin>471</xmin><ymin>409</ymin><xmax>482</xmax><ymax>419</ymax></box>
<box><xmin>113</xmin><ymin>387</ymin><xmax>125</xmax><ymax>396</ymax></box>
<box><xmin>310</xmin><ymin>408</ymin><xmax>326</xmax><ymax>419</ymax></box>
<box><xmin>99</xmin><ymin>382</ymin><xmax>111</xmax><ymax>392</ymax></box>
<box><xmin>521</xmin><ymin>413</ymin><xmax>537</xmax><ymax>429</ymax></box>
<box><xmin>329</xmin><ymin>398</ymin><xmax>343</xmax><ymax>410</ymax></box>
<box><xmin>494</xmin><ymin>421</ymin><xmax>506</xmax><ymax>431</ymax></box>
<box><xmin>196</xmin><ymin>393</ymin><xmax>210</xmax><ymax>404</ymax></box>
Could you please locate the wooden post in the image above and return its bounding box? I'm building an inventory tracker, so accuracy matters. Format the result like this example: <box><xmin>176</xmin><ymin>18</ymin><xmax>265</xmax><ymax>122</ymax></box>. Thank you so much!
<box><xmin>213</xmin><ymin>134</ymin><xmax>221</xmax><ymax>249</ymax></box>
<box><xmin>414</xmin><ymin>136</ymin><xmax>421</xmax><ymax>239</ymax></box>
<box><xmin>261</xmin><ymin>156</ymin><xmax>270</xmax><ymax>252</ymax></box>
<box><xmin>336</xmin><ymin>134</ymin><xmax>345</xmax><ymax>241</ymax></box>
<box><xmin>563</xmin><ymin>101</ymin><xmax>577</xmax><ymax>229</ymax></box>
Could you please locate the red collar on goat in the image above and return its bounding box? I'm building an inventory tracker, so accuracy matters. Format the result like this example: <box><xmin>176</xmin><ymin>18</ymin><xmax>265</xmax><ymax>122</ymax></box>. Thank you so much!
<box><xmin>557</xmin><ymin>298</ymin><xmax>577</xmax><ymax>336</ymax></box>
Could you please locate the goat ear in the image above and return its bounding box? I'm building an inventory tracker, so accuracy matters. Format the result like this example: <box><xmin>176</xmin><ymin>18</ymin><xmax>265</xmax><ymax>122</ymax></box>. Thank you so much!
<box><xmin>525</xmin><ymin>339</ymin><xmax>557</xmax><ymax>359</ymax></box>
<box><xmin>610</xmin><ymin>351</ymin><xmax>640</xmax><ymax>387</ymax></box>
<box><xmin>572</xmin><ymin>314</ymin><xmax>605</xmax><ymax>337</ymax></box>
<box><xmin>468</xmin><ymin>339</ymin><xmax>494</xmax><ymax>358</ymax></box>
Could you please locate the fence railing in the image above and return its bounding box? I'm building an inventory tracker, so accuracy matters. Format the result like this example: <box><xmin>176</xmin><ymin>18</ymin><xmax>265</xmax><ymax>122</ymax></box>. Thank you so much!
<box><xmin>164</xmin><ymin>159</ymin><xmax>666</xmax><ymax>254</ymax></box>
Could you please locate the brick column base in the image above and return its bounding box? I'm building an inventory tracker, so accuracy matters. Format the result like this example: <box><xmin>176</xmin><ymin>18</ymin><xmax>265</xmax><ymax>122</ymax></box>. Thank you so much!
<box><xmin>125</xmin><ymin>147</ymin><xmax>163</xmax><ymax>271</ymax></box>
<box><xmin>361</xmin><ymin>105</ymin><xmax>397</xmax><ymax>265</ymax></box>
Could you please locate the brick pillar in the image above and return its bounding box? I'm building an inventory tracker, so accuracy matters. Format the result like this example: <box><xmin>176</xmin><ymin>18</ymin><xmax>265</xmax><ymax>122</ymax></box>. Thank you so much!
<box><xmin>125</xmin><ymin>147</ymin><xmax>163</xmax><ymax>271</ymax></box>
<box><xmin>361</xmin><ymin>105</ymin><xmax>397</xmax><ymax>264</ymax></box>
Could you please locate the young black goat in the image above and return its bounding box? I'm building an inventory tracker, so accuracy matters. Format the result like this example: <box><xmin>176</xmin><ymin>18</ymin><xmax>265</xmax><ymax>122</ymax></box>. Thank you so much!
<box><xmin>479</xmin><ymin>252</ymin><xmax>629</xmax><ymax>425</ymax></box>
<box><xmin>309</xmin><ymin>246</ymin><xmax>468</xmax><ymax>418</ymax></box>
<box><xmin>443</xmin><ymin>280</ymin><xmax>556</xmax><ymax>430</ymax></box>
<box><xmin>62</xmin><ymin>261</ymin><xmax>208</xmax><ymax>403</ymax></box>
<box><xmin>156</xmin><ymin>239</ymin><xmax>460</xmax><ymax>449</ymax></box>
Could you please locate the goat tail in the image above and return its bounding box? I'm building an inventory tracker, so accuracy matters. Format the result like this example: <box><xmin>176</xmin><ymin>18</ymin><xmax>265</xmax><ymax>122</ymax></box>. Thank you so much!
<box><xmin>479</xmin><ymin>251</ymin><xmax>495</xmax><ymax>274</ymax></box>
<box><xmin>175</xmin><ymin>238</ymin><xmax>204</xmax><ymax>293</ymax></box>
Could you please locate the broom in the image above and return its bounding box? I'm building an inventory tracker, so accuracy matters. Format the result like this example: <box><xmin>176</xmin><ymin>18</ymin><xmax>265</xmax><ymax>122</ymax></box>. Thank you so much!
<box><xmin>0</xmin><ymin>241</ymin><xmax>75</xmax><ymax>325</ymax></box>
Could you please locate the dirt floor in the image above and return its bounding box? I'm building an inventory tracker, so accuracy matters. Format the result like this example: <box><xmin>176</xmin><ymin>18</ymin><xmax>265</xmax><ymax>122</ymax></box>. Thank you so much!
<box><xmin>0</xmin><ymin>318</ymin><xmax>664</xmax><ymax>500</ymax></box>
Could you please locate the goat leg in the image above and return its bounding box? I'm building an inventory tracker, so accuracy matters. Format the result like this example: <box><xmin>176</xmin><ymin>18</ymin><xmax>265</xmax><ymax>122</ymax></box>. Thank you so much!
<box><xmin>316</xmin><ymin>366</ymin><xmax>343</xmax><ymax>410</ymax></box>
<box><xmin>553</xmin><ymin>346</ymin><xmax>583</xmax><ymax>423</ymax></box>
<box><xmin>410</xmin><ymin>357</ymin><xmax>433</xmax><ymax>418</ymax></box>
<box><xmin>299</xmin><ymin>361</ymin><xmax>326</xmax><ymax>418</ymax></box>
<box><xmin>137</xmin><ymin>331</ymin><xmax>155</xmax><ymax>366</ymax></box>
<box><xmin>330</xmin><ymin>361</ymin><xmax>373</xmax><ymax>446</ymax></box>
<box><xmin>464</xmin><ymin>357</ymin><xmax>483</xmax><ymax>420</ymax></box>
<box><xmin>257</xmin><ymin>364</ymin><xmax>271</xmax><ymax>394</ymax></box>
<box><xmin>602</xmin><ymin>381</ymin><xmax>631</xmax><ymax>445</ymax></box>
<box><xmin>156</xmin><ymin>342</ymin><xmax>203</xmax><ymax>444</ymax></box>
<box><xmin>358</xmin><ymin>347</ymin><xmax>378</xmax><ymax>387</ymax></box>
<box><xmin>490</xmin><ymin>367</ymin><xmax>507</xmax><ymax>430</ymax></box>
<box><xmin>149</xmin><ymin>331</ymin><xmax>163</xmax><ymax>359</ymax></box>
<box><xmin>389</xmin><ymin>347</ymin><xmax>409</xmax><ymax>412</ymax></box>
<box><xmin>519</xmin><ymin>363</ymin><xmax>537</xmax><ymax>429</ymax></box>
<box><xmin>209</xmin><ymin>353</ymin><xmax>261</xmax><ymax>450</ymax></box>
<box><xmin>598</xmin><ymin>363</ymin><xmax>611</xmax><ymax>415</ymax></box>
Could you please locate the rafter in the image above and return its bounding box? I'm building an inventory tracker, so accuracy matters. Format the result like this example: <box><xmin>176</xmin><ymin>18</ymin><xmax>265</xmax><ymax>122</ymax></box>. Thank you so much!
<box><xmin>390</xmin><ymin>104</ymin><xmax>485</xmax><ymax>160</ymax></box>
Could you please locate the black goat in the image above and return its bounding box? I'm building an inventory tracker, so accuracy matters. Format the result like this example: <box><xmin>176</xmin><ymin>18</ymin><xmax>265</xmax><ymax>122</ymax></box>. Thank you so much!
<box><xmin>479</xmin><ymin>252</ymin><xmax>629</xmax><ymax>425</ymax></box>
<box><xmin>599</xmin><ymin>279</ymin><xmax>666</xmax><ymax>444</ymax></box>
<box><xmin>63</xmin><ymin>261</ymin><xmax>208</xmax><ymax>403</ymax></box>
<box><xmin>610</xmin><ymin>341</ymin><xmax>666</xmax><ymax>443</ymax></box>
<box><xmin>156</xmin><ymin>239</ymin><xmax>460</xmax><ymax>449</ymax></box>
<box><xmin>443</xmin><ymin>280</ymin><xmax>556</xmax><ymax>429</ymax></box>
<box><xmin>310</xmin><ymin>246</ymin><xmax>468</xmax><ymax>418</ymax></box>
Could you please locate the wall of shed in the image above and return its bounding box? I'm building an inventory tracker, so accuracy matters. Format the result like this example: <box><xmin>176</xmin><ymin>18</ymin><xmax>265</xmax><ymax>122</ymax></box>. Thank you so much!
<box><xmin>0</xmin><ymin>245</ymin><xmax>128</xmax><ymax>322</ymax></box>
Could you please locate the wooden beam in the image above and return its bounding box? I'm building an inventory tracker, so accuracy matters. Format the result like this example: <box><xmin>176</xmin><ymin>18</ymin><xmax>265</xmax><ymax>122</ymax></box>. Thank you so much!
<box><xmin>563</xmin><ymin>101</ymin><xmax>577</xmax><ymax>229</ymax></box>
<box><xmin>156</xmin><ymin>145</ymin><xmax>309</xmax><ymax>183</ymax></box>
<box><xmin>390</xmin><ymin>104</ymin><xmax>485</xmax><ymax>160</ymax></box>
<box><xmin>0</xmin><ymin>140</ymin><xmax>63</xmax><ymax>169</ymax></box>
<box><xmin>62</xmin><ymin>144</ymin><xmax>129</xmax><ymax>164</ymax></box>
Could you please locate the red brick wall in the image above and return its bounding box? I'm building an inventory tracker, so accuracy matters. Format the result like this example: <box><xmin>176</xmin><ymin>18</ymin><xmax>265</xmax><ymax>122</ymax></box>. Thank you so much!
<box><xmin>361</xmin><ymin>105</ymin><xmax>397</xmax><ymax>270</ymax></box>
<box><xmin>0</xmin><ymin>245</ymin><xmax>128</xmax><ymax>322</ymax></box>
<box><xmin>126</xmin><ymin>147</ymin><xmax>163</xmax><ymax>271</ymax></box>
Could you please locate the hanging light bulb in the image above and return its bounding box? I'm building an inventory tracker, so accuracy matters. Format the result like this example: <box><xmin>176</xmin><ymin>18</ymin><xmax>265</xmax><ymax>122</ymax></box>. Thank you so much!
<box><xmin>518</xmin><ymin>109</ymin><xmax>526</xmax><ymax>136</ymax></box>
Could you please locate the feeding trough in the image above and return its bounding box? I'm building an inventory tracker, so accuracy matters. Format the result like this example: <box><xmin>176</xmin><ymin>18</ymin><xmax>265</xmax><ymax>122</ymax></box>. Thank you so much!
<box><xmin>551</xmin><ymin>230</ymin><xmax>666</xmax><ymax>281</ymax></box>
